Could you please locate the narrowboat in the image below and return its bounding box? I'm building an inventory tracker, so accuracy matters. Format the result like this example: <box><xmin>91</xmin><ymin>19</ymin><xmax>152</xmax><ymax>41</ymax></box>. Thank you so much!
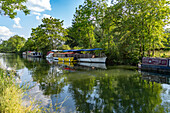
<box><xmin>27</xmin><ymin>51</ymin><xmax>42</xmax><ymax>58</ymax></box>
<box><xmin>141</xmin><ymin>57</ymin><xmax>170</xmax><ymax>73</ymax></box>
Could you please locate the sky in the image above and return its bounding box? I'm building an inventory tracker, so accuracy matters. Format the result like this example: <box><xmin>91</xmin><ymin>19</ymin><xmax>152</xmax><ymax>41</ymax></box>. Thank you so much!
<box><xmin>0</xmin><ymin>0</ymin><xmax>86</xmax><ymax>41</ymax></box>
<box><xmin>0</xmin><ymin>0</ymin><xmax>169</xmax><ymax>41</ymax></box>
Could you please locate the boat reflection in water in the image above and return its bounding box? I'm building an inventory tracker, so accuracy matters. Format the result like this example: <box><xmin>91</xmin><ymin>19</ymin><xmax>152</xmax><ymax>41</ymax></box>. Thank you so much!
<box><xmin>46</xmin><ymin>58</ymin><xmax>107</xmax><ymax>70</ymax></box>
<box><xmin>77</xmin><ymin>62</ymin><xmax>107</xmax><ymax>69</ymax></box>
<box><xmin>140</xmin><ymin>71</ymin><xmax>170</xmax><ymax>84</ymax></box>
<box><xmin>22</xmin><ymin>55</ymin><xmax>42</xmax><ymax>62</ymax></box>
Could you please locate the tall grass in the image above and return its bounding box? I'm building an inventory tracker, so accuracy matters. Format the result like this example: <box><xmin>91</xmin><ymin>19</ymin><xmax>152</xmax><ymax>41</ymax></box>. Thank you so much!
<box><xmin>0</xmin><ymin>69</ymin><xmax>42</xmax><ymax>113</ymax></box>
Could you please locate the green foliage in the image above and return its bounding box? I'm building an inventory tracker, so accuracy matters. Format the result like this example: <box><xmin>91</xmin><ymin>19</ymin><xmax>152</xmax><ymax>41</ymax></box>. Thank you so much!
<box><xmin>70</xmin><ymin>0</ymin><xmax>108</xmax><ymax>48</ymax></box>
<box><xmin>20</xmin><ymin>38</ymin><xmax>35</xmax><ymax>52</ymax></box>
<box><xmin>0</xmin><ymin>35</ymin><xmax>26</xmax><ymax>53</ymax></box>
<box><xmin>67</xmin><ymin>0</ymin><xmax>170</xmax><ymax>64</ymax></box>
<box><xmin>58</xmin><ymin>44</ymin><xmax>71</xmax><ymax>50</ymax></box>
<box><xmin>29</xmin><ymin>17</ymin><xmax>68</xmax><ymax>55</ymax></box>
<box><xmin>0</xmin><ymin>0</ymin><xmax>30</xmax><ymax>19</ymax></box>
<box><xmin>0</xmin><ymin>69</ymin><xmax>41</xmax><ymax>113</ymax></box>
<box><xmin>164</xmin><ymin>28</ymin><xmax>170</xmax><ymax>47</ymax></box>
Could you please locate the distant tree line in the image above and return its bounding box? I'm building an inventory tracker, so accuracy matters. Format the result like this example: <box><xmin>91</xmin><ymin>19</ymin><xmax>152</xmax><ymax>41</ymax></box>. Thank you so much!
<box><xmin>0</xmin><ymin>35</ymin><xmax>26</xmax><ymax>53</ymax></box>
<box><xmin>0</xmin><ymin>0</ymin><xmax>170</xmax><ymax>65</ymax></box>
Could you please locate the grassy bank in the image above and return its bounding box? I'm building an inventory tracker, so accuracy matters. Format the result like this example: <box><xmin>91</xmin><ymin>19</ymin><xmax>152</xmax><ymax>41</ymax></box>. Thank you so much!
<box><xmin>0</xmin><ymin>69</ymin><xmax>41</xmax><ymax>113</ymax></box>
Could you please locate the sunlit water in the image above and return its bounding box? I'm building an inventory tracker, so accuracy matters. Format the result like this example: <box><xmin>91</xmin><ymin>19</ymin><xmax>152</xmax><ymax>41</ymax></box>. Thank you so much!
<box><xmin>0</xmin><ymin>53</ymin><xmax>169</xmax><ymax>113</ymax></box>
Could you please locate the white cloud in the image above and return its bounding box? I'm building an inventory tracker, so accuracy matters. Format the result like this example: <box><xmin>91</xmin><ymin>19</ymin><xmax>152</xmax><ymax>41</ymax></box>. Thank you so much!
<box><xmin>42</xmin><ymin>14</ymin><xmax>51</xmax><ymax>19</ymax></box>
<box><xmin>13</xmin><ymin>17</ymin><xmax>22</xmax><ymax>28</ymax></box>
<box><xmin>32</xmin><ymin>12</ymin><xmax>41</xmax><ymax>16</ymax></box>
<box><xmin>26</xmin><ymin>0</ymin><xmax>51</xmax><ymax>12</ymax></box>
<box><xmin>35</xmin><ymin>14</ymin><xmax>52</xmax><ymax>20</ymax></box>
<box><xmin>32</xmin><ymin>12</ymin><xmax>41</xmax><ymax>20</ymax></box>
<box><xmin>0</xmin><ymin>26</ymin><xmax>13</xmax><ymax>40</ymax></box>
<box><xmin>36</xmin><ymin>16</ymin><xmax>40</xmax><ymax>20</ymax></box>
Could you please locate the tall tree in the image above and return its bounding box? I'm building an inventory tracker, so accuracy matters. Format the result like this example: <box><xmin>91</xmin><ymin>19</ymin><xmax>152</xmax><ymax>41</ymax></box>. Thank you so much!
<box><xmin>30</xmin><ymin>17</ymin><xmax>68</xmax><ymax>55</ymax></box>
<box><xmin>107</xmin><ymin>0</ymin><xmax>170</xmax><ymax>63</ymax></box>
<box><xmin>71</xmin><ymin>0</ymin><xmax>108</xmax><ymax>48</ymax></box>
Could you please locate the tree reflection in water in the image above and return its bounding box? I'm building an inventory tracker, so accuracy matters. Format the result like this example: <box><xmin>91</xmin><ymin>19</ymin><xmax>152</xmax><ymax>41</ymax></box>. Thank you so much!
<box><xmin>1</xmin><ymin>54</ymin><xmax>168</xmax><ymax>112</ymax></box>
<box><xmin>67</xmin><ymin>69</ymin><xmax>167</xmax><ymax>113</ymax></box>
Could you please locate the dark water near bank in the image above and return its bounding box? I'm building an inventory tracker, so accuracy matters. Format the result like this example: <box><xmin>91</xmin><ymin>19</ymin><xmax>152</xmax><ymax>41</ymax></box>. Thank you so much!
<box><xmin>0</xmin><ymin>53</ymin><xmax>169</xmax><ymax>113</ymax></box>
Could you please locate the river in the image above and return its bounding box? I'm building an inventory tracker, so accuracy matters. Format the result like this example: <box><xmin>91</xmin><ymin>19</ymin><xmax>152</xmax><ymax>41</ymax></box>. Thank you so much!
<box><xmin>0</xmin><ymin>53</ymin><xmax>169</xmax><ymax>113</ymax></box>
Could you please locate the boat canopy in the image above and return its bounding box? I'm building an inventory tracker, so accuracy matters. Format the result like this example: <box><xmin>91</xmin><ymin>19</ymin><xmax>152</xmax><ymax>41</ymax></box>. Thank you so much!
<box><xmin>62</xmin><ymin>48</ymin><xmax>102</xmax><ymax>52</ymax></box>
<box><xmin>51</xmin><ymin>50</ymin><xmax>63</xmax><ymax>52</ymax></box>
<box><xmin>59</xmin><ymin>52</ymin><xmax>74</xmax><ymax>54</ymax></box>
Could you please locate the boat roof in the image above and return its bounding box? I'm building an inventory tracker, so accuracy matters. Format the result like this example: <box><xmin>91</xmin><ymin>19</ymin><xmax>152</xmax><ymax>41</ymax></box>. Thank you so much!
<box><xmin>62</xmin><ymin>48</ymin><xmax>102</xmax><ymax>52</ymax></box>
<box><xmin>51</xmin><ymin>50</ymin><xmax>63</xmax><ymax>52</ymax></box>
<box><xmin>59</xmin><ymin>52</ymin><xmax>74</xmax><ymax>54</ymax></box>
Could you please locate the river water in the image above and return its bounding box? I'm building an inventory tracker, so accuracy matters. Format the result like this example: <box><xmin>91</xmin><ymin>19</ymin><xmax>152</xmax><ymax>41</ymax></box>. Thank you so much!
<box><xmin>0</xmin><ymin>53</ymin><xmax>169</xmax><ymax>113</ymax></box>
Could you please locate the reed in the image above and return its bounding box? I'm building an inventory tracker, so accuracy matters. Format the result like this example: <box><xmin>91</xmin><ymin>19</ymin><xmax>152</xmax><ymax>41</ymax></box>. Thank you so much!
<box><xmin>0</xmin><ymin>69</ymin><xmax>41</xmax><ymax>113</ymax></box>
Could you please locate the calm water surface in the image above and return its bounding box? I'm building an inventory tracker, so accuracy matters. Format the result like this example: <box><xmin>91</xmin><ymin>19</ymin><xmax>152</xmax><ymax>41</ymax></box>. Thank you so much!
<box><xmin>0</xmin><ymin>53</ymin><xmax>169</xmax><ymax>113</ymax></box>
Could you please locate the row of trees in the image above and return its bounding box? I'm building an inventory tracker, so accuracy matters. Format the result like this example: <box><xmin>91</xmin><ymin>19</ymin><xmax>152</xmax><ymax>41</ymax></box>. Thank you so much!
<box><xmin>0</xmin><ymin>35</ymin><xmax>26</xmax><ymax>53</ymax></box>
<box><xmin>0</xmin><ymin>0</ymin><xmax>170</xmax><ymax>64</ymax></box>
<box><xmin>66</xmin><ymin>0</ymin><xmax>170</xmax><ymax>64</ymax></box>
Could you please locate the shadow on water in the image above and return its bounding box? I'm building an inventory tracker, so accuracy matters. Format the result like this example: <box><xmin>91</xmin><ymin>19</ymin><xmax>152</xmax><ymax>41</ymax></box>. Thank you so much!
<box><xmin>0</xmin><ymin>53</ymin><xmax>169</xmax><ymax>113</ymax></box>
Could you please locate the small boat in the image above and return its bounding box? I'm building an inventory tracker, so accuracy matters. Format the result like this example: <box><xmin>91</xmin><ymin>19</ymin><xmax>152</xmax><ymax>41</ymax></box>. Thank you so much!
<box><xmin>27</xmin><ymin>51</ymin><xmax>42</xmax><ymax>58</ymax></box>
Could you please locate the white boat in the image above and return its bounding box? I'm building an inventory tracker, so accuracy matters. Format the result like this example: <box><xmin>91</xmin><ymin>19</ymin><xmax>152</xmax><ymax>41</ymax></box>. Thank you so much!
<box><xmin>22</xmin><ymin>52</ymin><xmax>26</xmax><ymax>55</ymax></box>
<box><xmin>46</xmin><ymin>52</ymin><xmax>53</xmax><ymax>58</ymax></box>
<box><xmin>77</xmin><ymin>57</ymin><xmax>107</xmax><ymax>63</ymax></box>
<box><xmin>48</xmin><ymin>50</ymin><xmax>62</xmax><ymax>60</ymax></box>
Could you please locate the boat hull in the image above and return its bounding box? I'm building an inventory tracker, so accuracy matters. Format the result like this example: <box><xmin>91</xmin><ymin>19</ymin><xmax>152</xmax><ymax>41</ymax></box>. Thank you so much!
<box><xmin>28</xmin><ymin>55</ymin><xmax>42</xmax><ymax>58</ymax></box>
<box><xmin>53</xmin><ymin>57</ymin><xmax>59</xmax><ymax>60</ymax></box>
<box><xmin>77</xmin><ymin>57</ymin><xmax>107</xmax><ymax>63</ymax></box>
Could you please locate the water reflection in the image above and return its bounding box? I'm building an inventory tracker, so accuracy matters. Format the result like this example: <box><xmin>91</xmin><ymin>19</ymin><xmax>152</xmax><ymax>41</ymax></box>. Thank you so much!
<box><xmin>0</xmin><ymin>53</ymin><xmax>169</xmax><ymax>112</ymax></box>
<box><xmin>141</xmin><ymin>71</ymin><xmax>170</xmax><ymax>84</ymax></box>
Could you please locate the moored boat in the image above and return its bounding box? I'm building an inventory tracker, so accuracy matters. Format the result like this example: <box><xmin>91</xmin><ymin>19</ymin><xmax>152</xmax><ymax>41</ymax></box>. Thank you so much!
<box><xmin>53</xmin><ymin>48</ymin><xmax>107</xmax><ymax>63</ymax></box>
<box><xmin>27</xmin><ymin>51</ymin><xmax>42</xmax><ymax>58</ymax></box>
<box><xmin>46</xmin><ymin>51</ymin><xmax>54</xmax><ymax>58</ymax></box>
<box><xmin>141</xmin><ymin>57</ymin><xmax>170</xmax><ymax>73</ymax></box>
<box><xmin>52</xmin><ymin>50</ymin><xmax>63</xmax><ymax>60</ymax></box>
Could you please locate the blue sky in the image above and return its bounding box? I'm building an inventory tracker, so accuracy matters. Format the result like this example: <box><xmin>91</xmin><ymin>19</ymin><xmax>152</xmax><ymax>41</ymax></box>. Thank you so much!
<box><xmin>0</xmin><ymin>0</ymin><xmax>85</xmax><ymax>41</ymax></box>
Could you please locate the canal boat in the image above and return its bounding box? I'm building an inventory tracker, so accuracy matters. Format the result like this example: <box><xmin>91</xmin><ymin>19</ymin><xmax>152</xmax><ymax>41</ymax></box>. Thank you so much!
<box><xmin>62</xmin><ymin>48</ymin><xmax>107</xmax><ymax>63</ymax></box>
<box><xmin>27</xmin><ymin>51</ymin><xmax>42</xmax><ymax>58</ymax></box>
<box><xmin>141</xmin><ymin>57</ymin><xmax>170</xmax><ymax>73</ymax></box>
